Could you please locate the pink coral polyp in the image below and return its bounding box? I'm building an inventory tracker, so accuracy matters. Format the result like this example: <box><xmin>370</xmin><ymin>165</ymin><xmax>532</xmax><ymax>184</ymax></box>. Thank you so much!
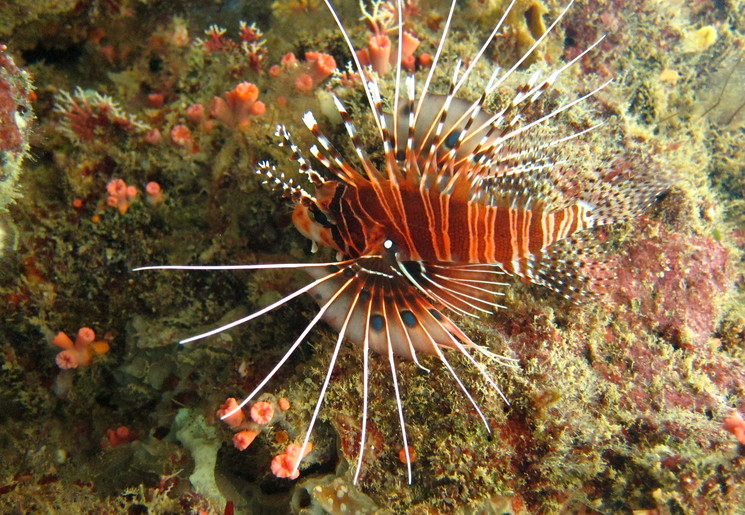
<box><xmin>250</xmin><ymin>400</ymin><xmax>274</xmax><ymax>425</ymax></box>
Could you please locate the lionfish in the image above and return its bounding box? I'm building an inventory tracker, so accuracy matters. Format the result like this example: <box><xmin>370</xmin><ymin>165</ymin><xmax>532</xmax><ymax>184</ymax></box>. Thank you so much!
<box><xmin>136</xmin><ymin>0</ymin><xmax>667</xmax><ymax>483</ymax></box>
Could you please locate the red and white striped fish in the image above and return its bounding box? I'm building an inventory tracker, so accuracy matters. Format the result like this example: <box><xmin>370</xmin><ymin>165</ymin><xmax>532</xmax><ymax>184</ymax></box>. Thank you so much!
<box><xmin>136</xmin><ymin>0</ymin><xmax>668</xmax><ymax>483</ymax></box>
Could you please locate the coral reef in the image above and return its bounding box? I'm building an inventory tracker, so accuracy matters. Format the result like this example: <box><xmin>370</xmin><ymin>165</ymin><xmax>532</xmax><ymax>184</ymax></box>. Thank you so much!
<box><xmin>0</xmin><ymin>0</ymin><xmax>744</xmax><ymax>513</ymax></box>
<box><xmin>0</xmin><ymin>44</ymin><xmax>33</xmax><ymax>218</ymax></box>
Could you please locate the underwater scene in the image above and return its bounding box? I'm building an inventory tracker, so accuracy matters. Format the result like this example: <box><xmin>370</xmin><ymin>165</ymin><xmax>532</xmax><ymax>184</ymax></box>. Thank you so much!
<box><xmin>1</xmin><ymin>0</ymin><xmax>744</xmax><ymax>513</ymax></box>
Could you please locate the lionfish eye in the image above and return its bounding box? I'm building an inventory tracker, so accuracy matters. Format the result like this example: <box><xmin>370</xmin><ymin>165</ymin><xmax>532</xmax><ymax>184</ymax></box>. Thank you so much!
<box><xmin>310</xmin><ymin>204</ymin><xmax>334</xmax><ymax>228</ymax></box>
<box><xmin>383</xmin><ymin>239</ymin><xmax>401</xmax><ymax>255</ymax></box>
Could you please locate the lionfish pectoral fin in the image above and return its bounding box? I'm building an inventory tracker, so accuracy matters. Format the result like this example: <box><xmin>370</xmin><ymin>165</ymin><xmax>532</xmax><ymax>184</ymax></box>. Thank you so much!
<box><xmin>397</xmin><ymin>260</ymin><xmax>510</xmax><ymax>318</ymax></box>
<box><xmin>132</xmin><ymin>260</ymin><xmax>357</xmax><ymax>423</ymax></box>
<box><xmin>304</xmin><ymin>261</ymin><xmax>416</xmax><ymax>483</ymax></box>
<box><xmin>378</xmin><ymin>286</ymin><xmax>414</xmax><ymax>484</ymax></box>
<box><xmin>403</xmin><ymin>300</ymin><xmax>499</xmax><ymax>431</ymax></box>
<box><xmin>306</xmin><ymin>262</ymin><xmax>422</xmax><ymax>361</ymax></box>
<box><xmin>133</xmin><ymin>261</ymin><xmax>351</xmax><ymax>344</ymax></box>
<box><xmin>354</xmin><ymin>295</ymin><xmax>373</xmax><ymax>484</ymax></box>
<box><xmin>304</xmin><ymin>257</ymin><xmax>515</xmax><ymax>478</ymax></box>
<box><xmin>399</xmin><ymin>261</ymin><xmax>519</xmax><ymax>406</ymax></box>
<box><xmin>293</xmin><ymin>272</ymin><xmax>362</xmax><ymax>479</ymax></box>
<box><xmin>376</xmin><ymin>284</ymin><xmax>505</xmax><ymax>474</ymax></box>
<box><xmin>391</xmin><ymin>277</ymin><xmax>516</xmax><ymax>413</ymax></box>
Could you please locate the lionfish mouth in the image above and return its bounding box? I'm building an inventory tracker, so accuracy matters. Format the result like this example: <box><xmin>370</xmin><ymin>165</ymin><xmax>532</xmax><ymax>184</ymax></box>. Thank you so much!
<box><xmin>135</xmin><ymin>0</ymin><xmax>669</xmax><ymax>484</ymax></box>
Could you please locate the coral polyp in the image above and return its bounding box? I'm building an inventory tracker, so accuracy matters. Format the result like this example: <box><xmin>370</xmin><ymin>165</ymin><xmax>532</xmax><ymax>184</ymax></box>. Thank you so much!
<box><xmin>54</xmin><ymin>87</ymin><xmax>148</xmax><ymax>145</ymax></box>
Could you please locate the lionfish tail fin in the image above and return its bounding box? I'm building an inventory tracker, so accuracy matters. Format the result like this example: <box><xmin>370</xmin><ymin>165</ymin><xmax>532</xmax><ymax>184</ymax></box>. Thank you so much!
<box><xmin>584</xmin><ymin>169</ymin><xmax>671</xmax><ymax>227</ymax></box>
<box><xmin>528</xmin><ymin>232</ymin><xmax>618</xmax><ymax>302</ymax></box>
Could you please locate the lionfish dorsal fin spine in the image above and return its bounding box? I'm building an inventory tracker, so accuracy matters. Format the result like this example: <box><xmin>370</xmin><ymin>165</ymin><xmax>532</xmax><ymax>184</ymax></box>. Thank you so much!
<box><xmin>274</xmin><ymin>125</ymin><xmax>325</xmax><ymax>186</ymax></box>
<box><xmin>412</xmin><ymin>0</ymin><xmax>458</xmax><ymax>131</ymax></box>
<box><xmin>499</xmin><ymin>78</ymin><xmax>614</xmax><ymax>150</ymax></box>
<box><xmin>308</xmin><ymin>144</ymin><xmax>338</xmax><ymax>180</ymax></box>
<box><xmin>417</xmin><ymin>59</ymin><xmax>460</xmax><ymax>159</ymax></box>
<box><xmin>457</xmin><ymin>114</ymin><xmax>502</xmax><ymax>170</ymax></box>
<box><xmin>331</xmin><ymin>94</ymin><xmax>381</xmax><ymax>182</ymax></box>
<box><xmin>256</xmin><ymin>160</ymin><xmax>313</xmax><ymax>203</ymax></box>
<box><xmin>415</xmin><ymin>70</ymin><xmax>459</xmax><ymax>187</ymax></box>
<box><xmin>303</xmin><ymin>111</ymin><xmax>366</xmax><ymax>185</ymax></box>
<box><xmin>391</xmin><ymin>0</ymin><xmax>404</xmax><ymax>164</ymax></box>
<box><xmin>404</xmin><ymin>75</ymin><xmax>418</xmax><ymax>183</ymax></box>
<box><xmin>320</xmin><ymin>0</ymin><xmax>387</xmax><ymax>141</ymax></box>
<box><xmin>435</xmin><ymin>61</ymin><xmax>504</xmax><ymax>163</ymax></box>
<box><xmin>438</xmin><ymin>93</ymin><xmax>485</xmax><ymax>172</ymax></box>
<box><xmin>530</xmin><ymin>35</ymin><xmax>608</xmax><ymax>104</ymax></box>
<box><xmin>547</xmin><ymin>121</ymin><xmax>606</xmax><ymax>149</ymax></box>
<box><xmin>367</xmin><ymin>79</ymin><xmax>401</xmax><ymax>187</ymax></box>
<box><xmin>416</xmin><ymin>0</ymin><xmax>523</xmax><ymax>158</ymax></box>
<box><xmin>450</xmin><ymin>0</ymin><xmax>519</xmax><ymax>98</ymax></box>
<box><xmin>488</xmin><ymin>0</ymin><xmax>576</xmax><ymax>98</ymax></box>
<box><xmin>450</xmin><ymin>6</ymin><xmax>593</xmax><ymax>157</ymax></box>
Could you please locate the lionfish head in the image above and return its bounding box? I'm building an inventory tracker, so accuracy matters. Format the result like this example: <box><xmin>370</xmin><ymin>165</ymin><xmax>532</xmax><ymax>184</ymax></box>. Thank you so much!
<box><xmin>291</xmin><ymin>182</ymin><xmax>344</xmax><ymax>255</ymax></box>
<box><xmin>255</xmin><ymin>121</ymin><xmax>351</xmax><ymax>256</ymax></box>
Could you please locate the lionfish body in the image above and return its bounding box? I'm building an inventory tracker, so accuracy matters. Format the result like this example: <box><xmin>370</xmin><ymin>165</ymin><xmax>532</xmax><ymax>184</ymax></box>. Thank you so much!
<box><xmin>137</xmin><ymin>0</ymin><xmax>668</xmax><ymax>483</ymax></box>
